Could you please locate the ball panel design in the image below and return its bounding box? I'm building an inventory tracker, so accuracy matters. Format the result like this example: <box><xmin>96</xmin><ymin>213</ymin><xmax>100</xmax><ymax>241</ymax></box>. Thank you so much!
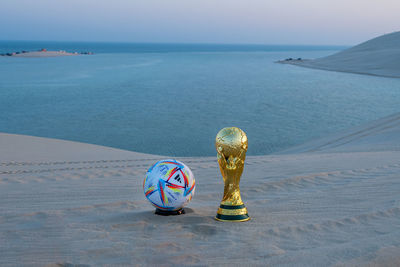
<box><xmin>143</xmin><ymin>159</ymin><xmax>195</xmax><ymax>211</ymax></box>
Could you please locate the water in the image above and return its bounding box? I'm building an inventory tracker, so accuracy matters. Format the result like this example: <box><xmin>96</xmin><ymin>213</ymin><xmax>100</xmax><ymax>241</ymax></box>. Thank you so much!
<box><xmin>1</xmin><ymin>41</ymin><xmax>399</xmax><ymax>156</ymax></box>
<box><xmin>0</xmin><ymin>40</ymin><xmax>344</xmax><ymax>54</ymax></box>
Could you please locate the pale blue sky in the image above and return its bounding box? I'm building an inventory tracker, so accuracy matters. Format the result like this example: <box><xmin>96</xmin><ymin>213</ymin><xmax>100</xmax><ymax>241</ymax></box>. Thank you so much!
<box><xmin>0</xmin><ymin>0</ymin><xmax>398</xmax><ymax>45</ymax></box>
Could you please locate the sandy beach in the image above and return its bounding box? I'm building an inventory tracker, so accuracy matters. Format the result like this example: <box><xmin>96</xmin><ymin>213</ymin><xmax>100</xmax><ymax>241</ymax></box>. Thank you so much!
<box><xmin>1</xmin><ymin>111</ymin><xmax>400</xmax><ymax>266</ymax></box>
<box><xmin>1</xmin><ymin>51</ymin><xmax>86</xmax><ymax>58</ymax></box>
<box><xmin>278</xmin><ymin>31</ymin><xmax>400</xmax><ymax>78</ymax></box>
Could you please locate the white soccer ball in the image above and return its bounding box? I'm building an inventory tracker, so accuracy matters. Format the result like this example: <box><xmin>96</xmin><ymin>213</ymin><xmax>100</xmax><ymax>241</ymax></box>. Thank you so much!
<box><xmin>143</xmin><ymin>159</ymin><xmax>195</xmax><ymax>211</ymax></box>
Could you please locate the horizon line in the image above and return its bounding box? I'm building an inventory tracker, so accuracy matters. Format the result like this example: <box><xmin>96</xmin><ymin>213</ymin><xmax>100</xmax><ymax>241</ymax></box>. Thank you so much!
<box><xmin>0</xmin><ymin>39</ymin><xmax>351</xmax><ymax>47</ymax></box>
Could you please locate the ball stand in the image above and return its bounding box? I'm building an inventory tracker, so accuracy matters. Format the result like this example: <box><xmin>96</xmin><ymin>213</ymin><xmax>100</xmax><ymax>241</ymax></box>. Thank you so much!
<box><xmin>155</xmin><ymin>208</ymin><xmax>185</xmax><ymax>216</ymax></box>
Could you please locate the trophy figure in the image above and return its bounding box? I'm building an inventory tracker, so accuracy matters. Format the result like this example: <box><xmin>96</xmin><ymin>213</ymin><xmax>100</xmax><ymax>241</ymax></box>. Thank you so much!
<box><xmin>215</xmin><ymin>127</ymin><xmax>250</xmax><ymax>222</ymax></box>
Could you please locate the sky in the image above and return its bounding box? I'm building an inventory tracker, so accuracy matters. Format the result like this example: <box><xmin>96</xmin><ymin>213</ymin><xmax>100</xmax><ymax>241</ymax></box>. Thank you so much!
<box><xmin>0</xmin><ymin>0</ymin><xmax>399</xmax><ymax>45</ymax></box>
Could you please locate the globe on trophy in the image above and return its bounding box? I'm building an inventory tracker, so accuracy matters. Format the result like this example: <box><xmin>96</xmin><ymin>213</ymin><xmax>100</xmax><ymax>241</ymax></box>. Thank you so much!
<box><xmin>215</xmin><ymin>127</ymin><xmax>250</xmax><ymax>222</ymax></box>
<box><xmin>143</xmin><ymin>159</ymin><xmax>195</xmax><ymax>215</ymax></box>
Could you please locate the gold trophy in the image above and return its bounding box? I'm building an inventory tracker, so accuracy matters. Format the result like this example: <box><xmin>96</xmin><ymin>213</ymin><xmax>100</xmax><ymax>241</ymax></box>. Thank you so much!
<box><xmin>215</xmin><ymin>127</ymin><xmax>250</xmax><ymax>222</ymax></box>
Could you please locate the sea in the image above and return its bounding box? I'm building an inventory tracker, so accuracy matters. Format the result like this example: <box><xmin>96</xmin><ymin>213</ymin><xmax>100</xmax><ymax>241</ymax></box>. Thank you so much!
<box><xmin>1</xmin><ymin>41</ymin><xmax>400</xmax><ymax>156</ymax></box>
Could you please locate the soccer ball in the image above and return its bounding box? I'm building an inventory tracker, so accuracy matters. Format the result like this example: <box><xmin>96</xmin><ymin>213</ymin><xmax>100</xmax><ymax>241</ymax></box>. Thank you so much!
<box><xmin>143</xmin><ymin>159</ymin><xmax>195</xmax><ymax>211</ymax></box>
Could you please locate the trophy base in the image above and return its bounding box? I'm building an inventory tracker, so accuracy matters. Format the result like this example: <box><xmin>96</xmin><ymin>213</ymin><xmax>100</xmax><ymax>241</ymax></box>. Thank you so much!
<box><xmin>215</xmin><ymin>204</ymin><xmax>250</xmax><ymax>222</ymax></box>
<box><xmin>155</xmin><ymin>208</ymin><xmax>185</xmax><ymax>216</ymax></box>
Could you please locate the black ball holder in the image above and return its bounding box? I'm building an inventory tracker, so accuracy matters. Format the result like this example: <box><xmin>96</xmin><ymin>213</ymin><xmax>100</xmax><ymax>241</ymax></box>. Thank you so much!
<box><xmin>155</xmin><ymin>208</ymin><xmax>185</xmax><ymax>216</ymax></box>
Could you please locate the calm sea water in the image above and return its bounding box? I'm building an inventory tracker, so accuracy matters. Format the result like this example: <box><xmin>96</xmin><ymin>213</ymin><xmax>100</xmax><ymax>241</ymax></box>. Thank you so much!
<box><xmin>1</xmin><ymin>41</ymin><xmax>400</xmax><ymax>156</ymax></box>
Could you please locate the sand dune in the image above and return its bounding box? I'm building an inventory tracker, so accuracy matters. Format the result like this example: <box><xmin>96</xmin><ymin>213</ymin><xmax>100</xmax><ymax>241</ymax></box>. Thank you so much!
<box><xmin>279</xmin><ymin>31</ymin><xmax>400</xmax><ymax>78</ymax></box>
<box><xmin>281</xmin><ymin>112</ymin><xmax>400</xmax><ymax>154</ymax></box>
<box><xmin>1</xmin><ymin>113</ymin><xmax>400</xmax><ymax>266</ymax></box>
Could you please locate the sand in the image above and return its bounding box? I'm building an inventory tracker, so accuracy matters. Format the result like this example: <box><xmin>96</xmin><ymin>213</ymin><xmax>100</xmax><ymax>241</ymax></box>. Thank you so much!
<box><xmin>278</xmin><ymin>31</ymin><xmax>400</xmax><ymax>78</ymax></box>
<box><xmin>1</xmin><ymin>112</ymin><xmax>400</xmax><ymax>266</ymax></box>
<box><xmin>4</xmin><ymin>51</ymin><xmax>79</xmax><ymax>58</ymax></box>
<box><xmin>281</xmin><ymin>112</ymin><xmax>400</xmax><ymax>154</ymax></box>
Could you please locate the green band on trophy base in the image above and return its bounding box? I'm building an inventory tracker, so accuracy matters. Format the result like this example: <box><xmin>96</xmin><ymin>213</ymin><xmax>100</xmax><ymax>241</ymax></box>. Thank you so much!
<box><xmin>215</xmin><ymin>213</ymin><xmax>250</xmax><ymax>222</ymax></box>
<box><xmin>219</xmin><ymin>204</ymin><xmax>246</xmax><ymax>210</ymax></box>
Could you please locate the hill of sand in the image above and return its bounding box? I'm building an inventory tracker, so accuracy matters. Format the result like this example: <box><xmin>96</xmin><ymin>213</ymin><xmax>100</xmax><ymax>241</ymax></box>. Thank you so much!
<box><xmin>1</xmin><ymin>113</ymin><xmax>400</xmax><ymax>266</ymax></box>
<box><xmin>281</xmin><ymin>112</ymin><xmax>400</xmax><ymax>154</ymax></box>
<box><xmin>279</xmin><ymin>31</ymin><xmax>400</xmax><ymax>78</ymax></box>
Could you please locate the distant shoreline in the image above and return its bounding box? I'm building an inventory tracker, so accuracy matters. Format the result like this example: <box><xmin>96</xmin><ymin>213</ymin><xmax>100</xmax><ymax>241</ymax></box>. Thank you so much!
<box><xmin>276</xmin><ymin>58</ymin><xmax>400</xmax><ymax>79</ymax></box>
<box><xmin>1</xmin><ymin>49</ymin><xmax>93</xmax><ymax>58</ymax></box>
<box><xmin>276</xmin><ymin>31</ymin><xmax>400</xmax><ymax>79</ymax></box>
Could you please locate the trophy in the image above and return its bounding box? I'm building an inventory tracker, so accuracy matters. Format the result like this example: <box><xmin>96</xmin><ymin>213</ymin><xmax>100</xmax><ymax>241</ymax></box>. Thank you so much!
<box><xmin>215</xmin><ymin>127</ymin><xmax>250</xmax><ymax>222</ymax></box>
